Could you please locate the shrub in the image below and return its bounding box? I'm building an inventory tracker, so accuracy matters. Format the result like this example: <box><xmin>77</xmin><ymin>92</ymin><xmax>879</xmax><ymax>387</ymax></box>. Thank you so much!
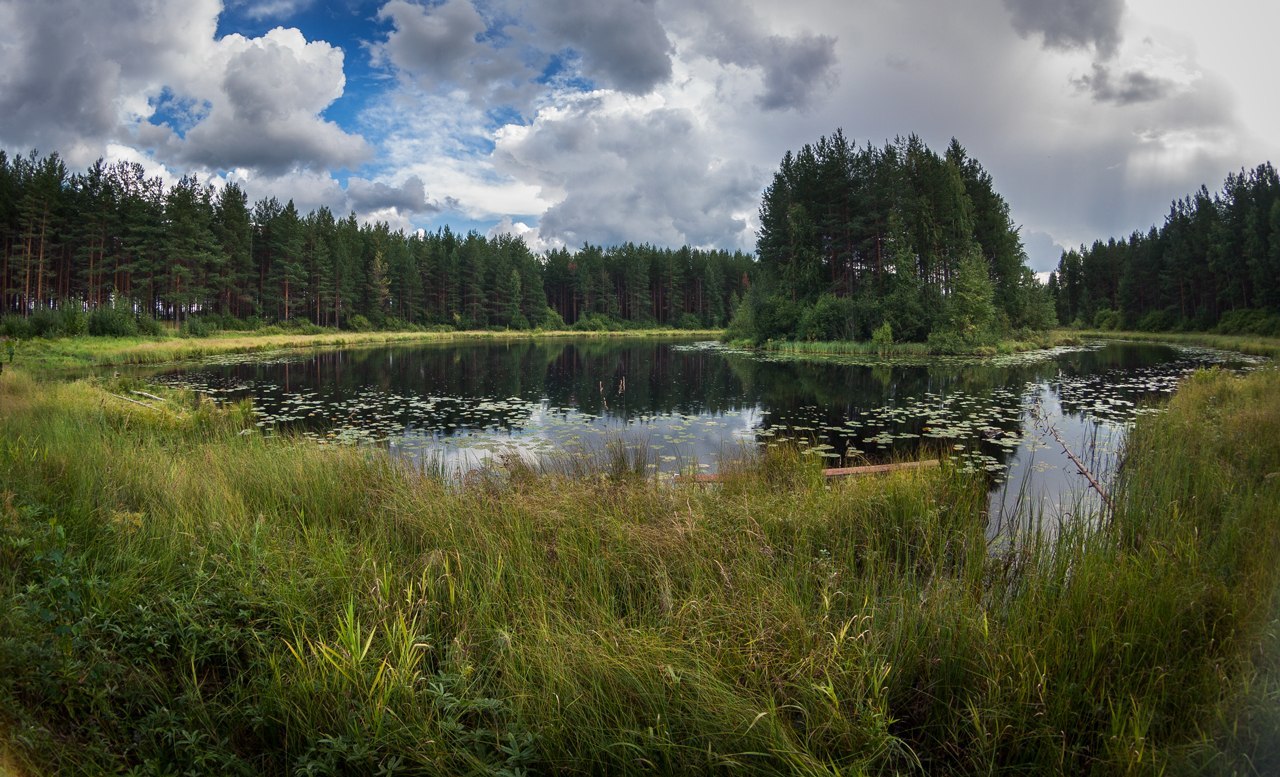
<box><xmin>26</xmin><ymin>309</ymin><xmax>60</xmax><ymax>337</ymax></box>
<box><xmin>0</xmin><ymin>314</ymin><xmax>34</xmax><ymax>339</ymax></box>
<box><xmin>539</xmin><ymin>306</ymin><xmax>566</xmax><ymax>330</ymax></box>
<box><xmin>677</xmin><ymin>312</ymin><xmax>703</xmax><ymax>330</ymax></box>
<box><xmin>796</xmin><ymin>294</ymin><xmax>854</xmax><ymax>341</ymax></box>
<box><xmin>871</xmin><ymin>321</ymin><xmax>894</xmax><ymax>354</ymax></box>
<box><xmin>1216</xmin><ymin>309</ymin><xmax>1280</xmax><ymax>337</ymax></box>
<box><xmin>346</xmin><ymin>314</ymin><xmax>373</xmax><ymax>332</ymax></box>
<box><xmin>135</xmin><ymin>316</ymin><xmax>164</xmax><ymax>336</ymax></box>
<box><xmin>572</xmin><ymin>313</ymin><xmax>622</xmax><ymax>331</ymax></box>
<box><xmin>1092</xmin><ymin>309</ymin><xmax>1121</xmax><ymax>331</ymax></box>
<box><xmin>1136</xmin><ymin>309</ymin><xmax>1177</xmax><ymax>332</ymax></box>
<box><xmin>87</xmin><ymin>306</ymin><xmax>139</xmax><ymax>337</ymax></box>
<box><xmin>181</xmin><ymin>318</ymin><xmax>217</xmax><ymax>338</ymax></box>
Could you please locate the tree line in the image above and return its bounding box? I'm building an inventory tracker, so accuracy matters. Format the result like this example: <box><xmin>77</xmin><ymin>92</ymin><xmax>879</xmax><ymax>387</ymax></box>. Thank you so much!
<box><xmin>0</xmin><ymin>150</ymin><xmax>752</xmax><ymax>336</ymax></box>
<box><xmin>731</xmin><ymin>131</ymin><xmax>1054</xmax><ymax>347</ymax></box>
<box><xmin>1049</xmin><ymin>162</ymin><xmax>1280</xmax><ymax>335</ymax></box>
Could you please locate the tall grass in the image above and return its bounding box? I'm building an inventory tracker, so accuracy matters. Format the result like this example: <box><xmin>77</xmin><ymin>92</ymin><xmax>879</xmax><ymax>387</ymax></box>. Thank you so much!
<box><xmin>764</xmin><ymin>331</ymin><xmax>1080</xmax><ymax>359</ymax></box>
<box><xmin>1</xmin><ymin>366</ymin><xmax>1277</xmax><ymax>774</ymax></box>
<box><xmin>9</xmin><ymin>328</ymin><xmax>722</xmax><ymax>375</ymax></box>
<box><xmin>1072</xmin><ymin>328</ymin><xmax>1280</xmax><ymax>358</ymax></box>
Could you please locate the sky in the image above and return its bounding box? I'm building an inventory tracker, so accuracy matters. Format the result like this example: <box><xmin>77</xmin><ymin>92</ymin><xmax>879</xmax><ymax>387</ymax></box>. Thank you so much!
<box><xmin>2</xmin><ymin>0</ymin><xmax>1277</xmax><ymax>272</ymax></box>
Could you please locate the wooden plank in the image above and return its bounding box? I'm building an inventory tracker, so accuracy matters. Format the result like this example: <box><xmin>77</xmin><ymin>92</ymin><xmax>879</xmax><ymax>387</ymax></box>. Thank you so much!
<box><xmin>822</xmin><ymin>459</ymin><xmax>939</xmax><ymax>478</ymax></box>
<box><xmin>683</xmin><ymin>459</ymin><xmax>940</xmax><ymax>484</ymax></box>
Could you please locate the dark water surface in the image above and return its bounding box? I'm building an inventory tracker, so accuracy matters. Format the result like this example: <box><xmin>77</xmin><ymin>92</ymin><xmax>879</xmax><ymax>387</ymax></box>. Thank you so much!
<box><xmin>145</xmin><ymin>337</ymin><xmax>1262</xmax><ymax>525</ymax></box>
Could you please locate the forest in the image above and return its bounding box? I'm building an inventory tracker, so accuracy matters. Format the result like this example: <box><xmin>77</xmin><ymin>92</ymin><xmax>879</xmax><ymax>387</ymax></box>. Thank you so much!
<box><xmin>0</xmin><ymin>150</ymin><xmax>752</xmax><ymax>336</ymax></box>
<box><xmin>730</xmin><ymin>131</ymin><xmax>1055</xmax><ymax>346</ymax></box>
<box><xmin>1050</xmin><ymin>162</ymin><xmax>1280</xmax><ymax>335</ymax></box>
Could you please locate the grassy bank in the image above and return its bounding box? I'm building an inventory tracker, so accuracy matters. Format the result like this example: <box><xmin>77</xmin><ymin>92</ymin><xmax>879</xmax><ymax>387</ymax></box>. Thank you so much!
<box><xmin>1</xmin><ymin>366</ymin><xmax>1278</xmax><ymax>774</ymax></box>
<box><xmin>3</xmin><ymin>327</ymin><xmax>722</xmax><ymax>375</ymax></box>
<box><xmin>756</xmin><ymin>330</ymin><xmax>1080</xmax><ymax>359</ymax></box>
<box><xmin>1072</xmin><ymin>328</ymin><xmax>1280</xmax><ymax>359</ymax></box>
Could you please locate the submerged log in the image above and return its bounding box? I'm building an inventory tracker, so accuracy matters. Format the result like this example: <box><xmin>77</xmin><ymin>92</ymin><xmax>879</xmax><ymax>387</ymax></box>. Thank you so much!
<box><xmin>684</xmin><ymin>459</ymin><xmax>939</xmax><ymax>484</ymax></box>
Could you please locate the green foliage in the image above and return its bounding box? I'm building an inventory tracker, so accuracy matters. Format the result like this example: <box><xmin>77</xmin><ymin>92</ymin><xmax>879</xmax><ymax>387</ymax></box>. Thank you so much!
<box><xmin>796</xmin><ymin>293</ymin><xmax>853</xmax><ymax>340</ymax></box>
<box><xmin>871</xmin><ymin>321</ymin><xmax>893</xmax><ymax>354</ymax></box>
<box><xmin>346</xmin><ymin>314</ymin><xmax>373</xmax><ymax>332</ymax></box>
<box><xmin>0</xmin><ymin>151</ymin><xmax>752</xmax><ymax>335</ymax></box>
<box><xmin>750</xmin><ymin>132</ymin><xmax>1040</xmax><ymax>344</ymax></box>
<box><xmin>1215</xmin><ymin>308</ymin><xmax>1280</xmax><ymax>337</ymax></box>
<box><xmin>538</xmin><ymin>305</ymin><xmax>565</xmax><ymax>330</ymax></box>
<box><xmin>1055</xmin><ymin>162</ymin><xmax>1280</xmax><ymax>333</ymax></box>
<box><xmin>135</xmin><ymin>316</ymin><xmax>165</xmax><ymax>336</ymax></box>
<box><xmin>677</xmin><ymin>312</ymin><xmax>703</xmax><ymax>330</ymax></box>
<box><xmin>1</xmin><ymin>365</ymin><xmax>1278</xmax><ymax>773</ymax></box>
<box><xmin>87</xmin><ymin>305</ymin><xmax>140</xmax><ymax>337</ymax></box>
<box><xmin>940</xmin><ymin>250</ymin><xmax>997</xmax><ymax>344</ymax></box>
<box><xmin>1092</xmin><ymin>308</ymin><xmax>1121</xmax><ymax>330</ymax></box>
<box><xmin>0</xmin><ymin>314</ymin><xmax>34</xmax><ymax>339</ymax></box>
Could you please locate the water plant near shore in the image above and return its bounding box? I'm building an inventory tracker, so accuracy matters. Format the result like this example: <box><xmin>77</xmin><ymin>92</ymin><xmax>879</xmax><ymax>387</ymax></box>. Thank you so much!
<box><xmin>0</xmin><ymin>366</ymin><xmax>1277</xmax><ymax>774</ymax></box>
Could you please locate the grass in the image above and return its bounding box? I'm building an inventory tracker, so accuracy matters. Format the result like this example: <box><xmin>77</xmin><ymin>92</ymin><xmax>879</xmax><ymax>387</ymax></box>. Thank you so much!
<box><xmin>0</xmin><ymin>365</ymin><xmax>1278</xmax><ymax>774</ymax></box>
<box><xmin>1071</xmin><ymin>328</ymin><xmax>1280</xmax><ymax>358</ymax></box>
<box><xmin>3</xmin><ymin>327</ymin><xmax>723</xmax><ymax>375</ymax></box>
<box><xmin>758</xmin><ymin>330</ymin><xmax>1081</xmax><ymax>358</ymax></box>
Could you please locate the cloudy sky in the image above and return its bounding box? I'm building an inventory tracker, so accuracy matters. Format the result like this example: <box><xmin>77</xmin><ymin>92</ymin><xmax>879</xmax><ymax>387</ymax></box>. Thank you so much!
<box><xmin>2</xmin><ymin>0</ymin><xmax>1276</xmax><ymax>271</ymax></box>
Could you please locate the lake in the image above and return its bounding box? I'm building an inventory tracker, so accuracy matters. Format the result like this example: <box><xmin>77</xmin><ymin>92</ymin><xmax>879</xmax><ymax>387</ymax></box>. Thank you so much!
<box><xmin>145</xmin><ymin>336</ymin><xmax>1262</xmax><ymax>529</ymax></box>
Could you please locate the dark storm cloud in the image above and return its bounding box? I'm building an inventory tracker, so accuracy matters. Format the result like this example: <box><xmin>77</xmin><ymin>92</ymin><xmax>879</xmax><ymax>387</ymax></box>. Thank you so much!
<box><xmin>757</xmin><ymin>33</ymin><xmax>838</xmax><ymax>111</ymax></box>
<box><xmin>374</xmin><ymin>0</ymin><xmax>672</xmax><ymax>103</ymax></box>
<box><xmin>346</xmin><ymin>175</ymin><xmax>431</xmax><ymax>212</ymax></box>
<box><xmin>1074</xmin><ymin>63</ymin><xmax>1174</xmax><ymax>105</ymax></box>
<box><xmin>523</xmin><ymin>0</ymin><xmax>673</xmax><ymax>94</ymax></box>
<box><xmin>1003</xmin><ymin>0</ymin><xmax>1125</xmax><ymax>57</ymax></box>
<box><xmin>672</xmin><ymin>1</ymin><xmax>837</xmax><ymax>111</ymax></box>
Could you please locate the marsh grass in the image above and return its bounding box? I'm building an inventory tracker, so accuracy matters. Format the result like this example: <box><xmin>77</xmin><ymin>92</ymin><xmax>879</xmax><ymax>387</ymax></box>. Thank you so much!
<box><xmin>1</xmin><ymin>366</ymin><xmax>1278</xmax><ymax>774</ymax></box>
<box><xmin>763</xmin><ymin>331</ymin><xmax>1079</xmax><ymax>359</ymax></box>
<box><xmin>1073</xmin><ymin>328</ymin><xmax>1280</xmax><ymax>358</ymax></box>
<box><xmin>10</xmin><ymin>328</ymin><xmax>723</xmax><ymax>375</ymax></box>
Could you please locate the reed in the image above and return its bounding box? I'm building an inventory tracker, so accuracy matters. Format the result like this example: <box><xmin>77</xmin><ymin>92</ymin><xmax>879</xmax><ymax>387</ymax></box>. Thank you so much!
<box><xmin>8</xmin><ymin>328</ymin><xmax>723</xmax><ymax>375</ymax></box>
<box><xmin>1072</xmin><ymin>328</ymin><xmax>1280</xmax><ymax>358</ymax></box>
<box><xmin>0</xmin><ymin>365</ymin><xmax>1276</xmax><ymax>774</ymax></box>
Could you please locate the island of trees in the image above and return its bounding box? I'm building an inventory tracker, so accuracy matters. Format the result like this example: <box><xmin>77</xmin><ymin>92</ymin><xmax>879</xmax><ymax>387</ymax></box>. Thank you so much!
<box><xmin>1049</xmin><ymin>162</ymin><xmax>1280</xmax><ymax>335</ymax></box>
<box><xmin>729</xmin><ymin>131</ymin><xmax>1055</xmax><ymax>348</ymax></box>
<box><xmin>0</xmin><ymin>150</ymin><xmax>751</xmax><ymax>337</ymax></box>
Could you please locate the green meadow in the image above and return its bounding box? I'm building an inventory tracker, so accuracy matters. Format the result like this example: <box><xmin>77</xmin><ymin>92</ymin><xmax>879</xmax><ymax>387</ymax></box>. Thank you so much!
<box><xmin>1</xmin><ymin>361</ymin><xmax>1277</xmax><ymax>775</ymax></box>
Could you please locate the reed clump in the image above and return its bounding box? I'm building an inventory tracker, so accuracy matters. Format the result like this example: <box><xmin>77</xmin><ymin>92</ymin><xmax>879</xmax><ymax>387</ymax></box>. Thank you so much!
<box><xmin>0</xmin><ymin>366</ymin><xmax>1276</xmax><ymax>775</ymax></box>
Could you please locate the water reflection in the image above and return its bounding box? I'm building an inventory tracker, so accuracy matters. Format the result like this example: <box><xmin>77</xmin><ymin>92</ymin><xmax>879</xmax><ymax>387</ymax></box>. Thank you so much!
<box><xmin>147</xmin><ymin>337</ymin><xmax>1260</xmax><ymax>523</ymax></box>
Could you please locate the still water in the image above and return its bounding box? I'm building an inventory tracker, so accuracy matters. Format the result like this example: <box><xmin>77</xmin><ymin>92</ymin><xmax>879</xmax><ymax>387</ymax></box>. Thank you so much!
<box><xmin>147</xmin><ymin>337</ymin><xmax>1262</xmax><ymax>524</ymax></box>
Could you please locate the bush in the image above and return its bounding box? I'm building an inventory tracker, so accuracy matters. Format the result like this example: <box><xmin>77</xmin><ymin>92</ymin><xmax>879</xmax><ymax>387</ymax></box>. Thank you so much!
<box><xmin>346</xmin><ymin>314</ymin><xmax>373</xmax><ymax>332</ymax></box>
<box><xmin>181</xmin><ymin>317</ymin><xmax>217</xmax><ymax>338</ymax></box>
<box><xmin>797</xmin><ymin>294</ymin><xmax>853</xmax><ymax>341</ymax></box>
<box><xmin>871</xmin><ymin>321</ymin><xmax>894</xmax><ymax>354</ymax></box>
<box><xmin>925</xmin><ymin>329</ymin><xmax>968</xmax><ymax>354</ymax></box>
<box><xmin>27</xmin><ymin>309</ymin><xmax>60</xmax><ymax>337</ymax></box>
<box><xmin>1216</xmin><ymin>308</ymin><xmax>1280</xmax><ymax>337</ymax></box>
<box><xmin>749</xmin><ymin>294</ymin><xmax>802</xmax><ymax>343</ymax></box>
<box><xmin>135</xmin><ymin>316</ymin><xmax>164</xmax><ymax>336</ymax></box>
<box><xmin>1093</xmin><ymin>309</ymin><xmax>1121</xmax><ymax>331</ymax></box>
<box><xmin>538</xmin><ymin>306</ymin><xmax>566</xmax><ymax>330</ymax></box>
<box><xmin>572</xmin><ymin>313</ymin><xmax>622</xmax><ymax>332</ymax></box>
<box><xmin>0</xmin><ymin>314</ymin><xmax>34</xmax><ymax>339</ymax></box>
<box><xmin>87</xmin><ymin>307</ymin><xmax>138</xmax><ymax>337</ymax></box>
<box><xmin>1136</xmin><ymin>309</ymin><xmax>1177</xmax><ymax>332</ymax></box>
<box><xmin>677</xmin><ymin>312</ymin><xmax>703</xmax><ymax>330</ymax></box>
